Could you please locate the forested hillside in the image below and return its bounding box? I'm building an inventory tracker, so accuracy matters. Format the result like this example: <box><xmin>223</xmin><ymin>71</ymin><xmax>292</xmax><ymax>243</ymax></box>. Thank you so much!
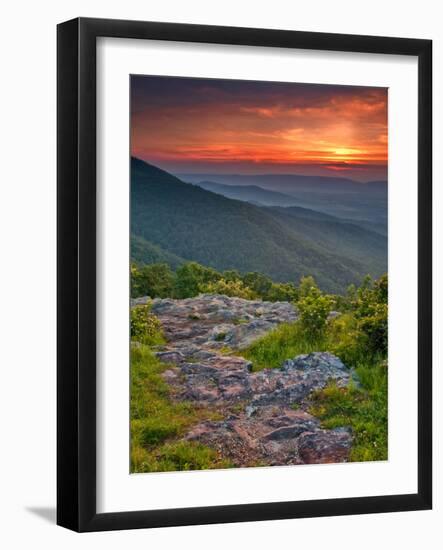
<box><xmin>180</xmin><ymin>172</ymin><xmax>387</xmax><ymax>230</ymax></box>
<box><xmin>266</xmin><ymin>206</ymin><xmax>387</xmax><ymax>277</ymax></box>
<box><xmin>131</xmin><ymin>234</ymin><xmax>185</xmax><ymax>269</ymax></box>
<box><xmin>131</xmin><ymin>158</ymin><xmax>387</xmax><ymax>293</ymax></box>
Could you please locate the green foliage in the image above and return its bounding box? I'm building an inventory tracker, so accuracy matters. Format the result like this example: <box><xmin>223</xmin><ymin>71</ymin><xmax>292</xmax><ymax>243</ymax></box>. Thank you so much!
<box><xmin>130</xmin><ymin>235</ymin><xmax>185</xmax><ymax>271</ymax></box>
<box><xmin>244</xmin><ymin>274</ymin><xmax>388</xmax><ymax>372</ymax></box>
<box><xmin>174</xmin><ymin>262</ymin><xmax>221</xmax><ymax>298</ymax></box>
<box><xmin>131</xmin><ymin>157</ymin><xmax>387</xmax><ymax>294</ymax></box>
<box><xmin>326</xmin><ymin>313</ymin><xmax>368</xmax><ymax>366</ymax></box>
<box><xmin>265</xmin><ymin>281</ymin><xmax>299</xmax><ymax>302</ymax></box>
<box><xmin>129</xmin><ymin>246</ymin><xmax>389</xmax><ymax>466</ymax></box>
<box><xmin>200</xmin><ymin>278</ymin><xmax>257</xmax><ymax>299</ymax></box>
<box><xmin>130</xmin><ymin>344</ymin><xmax>226</xmax><ymax>473</ymax></box>
<box><xmin>309</xmin><ymin>362</ymin><xmax>388</xmax><ymax>462</ymax></box>
<box><xmin>298</xmin><ymin>275</ymin><xmax>319</xmax><ymax>297</ymax></box>
<box><xmin>131</xmin><ymin>263</ymin><xmax>175</xmax><ymax>298</ymax></box>
<box><xmin>243</xmin><ymin>322</ymin><xmax>325</xmax><ymax>371</ymax></box>
<box><xmin>330</xmin><ymin>283</ymin><xmax>356</xmax><ymax>313</ymax></box>
<box><xmin>222</xmin><ymin>269</ymin><xmax>242</xmax><ymax>282</ymax></box>
<box><xmin>130</xmin><ymin>304</ymin><xmax>164</xmax><ymax>345</ymax></box>
<box><xmin>353</xmin><ymin>274</ymin><xmax>388</xmax><ymax>355</ymax></box>
<box><xmin>264</xmin><ymin>205</ymin><xmax>388</xmax><ymax>282</ymax></box>
<box><xmin>133</xmin><ymin>441</ymin><xmax>232</xmax><ymax>473</ymax></box>
<box><xmin>139</xmin><ymin>418</ymin><xmax>181</xmax><ymax>446</ymax></box>
<box><xmin>297</xmin><ymin>287</ymin><xmax>333</xmax><ymax>341</ymax></box>
<box><xmin>242</xmin><ymin>274</ymin><xmax>388</xmax><ymax>462</ymax></box>
<box><xmin>131</xmin><ymin>260</ymin><xmax>300</xmax><ymax>303</ymax></box>
<box><xmin>241</xmin><ymin>272</ymin><xmax>272</xmax><ymax>297</ymax></box>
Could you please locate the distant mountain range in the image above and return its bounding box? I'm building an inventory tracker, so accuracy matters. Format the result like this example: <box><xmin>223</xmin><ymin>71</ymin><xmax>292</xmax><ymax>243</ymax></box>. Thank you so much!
<box><xmin>131</xmin><ymin>158</ymin><xmax>387</xmax><ymax>293</ymax></box>
<box><xmin>180</xmin><ymin>173</ymin><xmax>387</xmax><ymax>233</ymax></box>
<box><xmin>194</xmin><ymin>180</ymin><xmax>301</xmax><ymax>207</ymax></box>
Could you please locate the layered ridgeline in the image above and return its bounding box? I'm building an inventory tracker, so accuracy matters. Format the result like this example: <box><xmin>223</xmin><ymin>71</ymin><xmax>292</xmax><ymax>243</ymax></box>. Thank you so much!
<box><xmin>131</xmin><ymin>157</ymin><xmax>387</xmax><ymax>294</ymax></box>
<box><xmin>194</xmin><ymin>180</ymin><xmax>301</xmax><ymax>207</ymax></box>
<box><xmin>183</xmin><ymin>174</ymin><xmax>387</xmax><ymax>236</ymax></box>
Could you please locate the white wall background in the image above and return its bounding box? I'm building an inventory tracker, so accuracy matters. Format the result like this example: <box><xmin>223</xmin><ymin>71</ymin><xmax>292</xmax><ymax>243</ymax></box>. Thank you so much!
<box><xmin>0</xmin><ymin>0</ymin><xmax>440</xmax><ymax>547</ymax></box>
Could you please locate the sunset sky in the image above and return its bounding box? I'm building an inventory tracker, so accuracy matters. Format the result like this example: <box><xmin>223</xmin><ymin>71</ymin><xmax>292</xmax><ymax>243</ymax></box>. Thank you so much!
<box><xmin>131</xmin><ymin>76</ymin><xmax>388</xmax><ymax>182</ymax></box>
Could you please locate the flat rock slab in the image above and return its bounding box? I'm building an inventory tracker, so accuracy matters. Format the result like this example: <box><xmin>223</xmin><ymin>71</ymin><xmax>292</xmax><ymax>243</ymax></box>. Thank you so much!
<box><xmin>186</xmin><ymin>406</ymin><xmax>352</xmax><ymax>466</ymax></box>
<box><xmin>174</xmin><ymin>351</ymin><xmax>353</xmax><ymax>466</ymax></box>
<box><xmin>149</xmin><ymin>294</ymin><xmax>298</xmax><ymax>350</ymax></box>
<box><xmin>162</xmin><ymin>351</ymin><xmax>352</xmax><ymax>407</ymax></box>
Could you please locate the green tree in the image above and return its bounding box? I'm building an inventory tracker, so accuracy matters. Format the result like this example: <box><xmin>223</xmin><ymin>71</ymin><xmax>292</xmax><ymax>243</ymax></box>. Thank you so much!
<box><xmin>174</xmin><ymin>262</ymin><xmax>221</xmax><ymax>298</ymax></box>
<box><xmin>353</xmin><ymin>274</ymin><xmax>388</xmax><ymax>355</ymax></box>
<box><xmin>266</xmin><ymin>282</ymin><xmax>299</xmax><ymax>302</ymax></box>
<box><xmin>222</xmin><ymin>269</ymin><xmax>242</xmax><ymax>282</ymax></box>
<box><xmin>297</xmin><ymin>286</ymin><xmax>333</xmax><ymax>341</ymax></box>
<box><xmin>199</xmin><ymin>278</ymin><xmax>257</xmax><ymax>299</ymax></box>
<box><xmin>298</xmin><ymin>275</ymin><xmax>319</xmax><ymax>298</ymax></box>
<box><xmin>131</xmin><ymin>263</ymin><xmax>175</xmax><ymax>298</ymax></box>
<box><xmin>241</xmin><ymin>272</ymin><xmax>273</xmax><ymax>298</ymax></box>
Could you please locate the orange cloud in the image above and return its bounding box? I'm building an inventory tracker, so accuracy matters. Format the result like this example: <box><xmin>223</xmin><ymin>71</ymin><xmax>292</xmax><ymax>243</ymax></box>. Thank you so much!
<box><xmin>131</xmin><ymin>77</ymin><xmax>387</xmax><ymax>180</ymax></box>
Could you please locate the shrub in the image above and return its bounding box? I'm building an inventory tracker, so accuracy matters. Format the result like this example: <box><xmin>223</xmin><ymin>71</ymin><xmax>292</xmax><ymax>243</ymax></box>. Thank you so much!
<box><xmin>241</xmin><ymin>272</ymin><xmax>273</xmax><ymax>297</ymax></box>
<box><xmin>199</xmin><ymin>278</ymin><xmax>257</xmax><ymax>299</ymax></box>
<box><xmin>353</xmin><ymin>274</ymin><xmax>388</xmax><ymax>355</ymax></box>
<box><xmin>130</xmin><ymin>304</ymin><xmax>164</xmax><ymax>345</ymax></box>
<box><xmin>131</xmin><ymin>263</ymin><xmax>175</xmax><ymax>298</ymax></box>
<box><xmin>174</xmin><ymin>262</ymin><xmax>221</xmax><ymax>298</ymax></box>
<box><xmin>327</xmin><ymin>313</ymin><xmax>366</xmax><ymax>366</ymax></box>
<box><xmin>222</xmin><ymin>269</ymin><xmax>242</xmax><ymax>282</ymax></box>
<box><xmin>298</xmin><ymin>275</ymin><xmax>319</xmax><ymax>298</ymax></box>
<box><xmin>240</xmin><ymin>275</ymin><xmax>389</xmax><ymax>463</ymax></box>
<box><xmin>266</xmin><ymin>282</ymin><xmax>299</xmax><ymax>302</ymax></box>
<box><xmin>357</xmin><ymin>302</ymin><xmax>388</xmax><ymax>355</ymax></box>
<box><xmin>297</xmin><ymin>287</ymin><xmax>333</xmax><ymax>341</ymax></box>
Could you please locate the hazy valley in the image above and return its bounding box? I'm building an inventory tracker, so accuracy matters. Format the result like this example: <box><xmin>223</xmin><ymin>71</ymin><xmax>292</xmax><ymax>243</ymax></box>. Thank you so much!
<box><xmin>132</xmin><ymin>157</ymin><xmax>387</xmax><ymax>294</ymax></box>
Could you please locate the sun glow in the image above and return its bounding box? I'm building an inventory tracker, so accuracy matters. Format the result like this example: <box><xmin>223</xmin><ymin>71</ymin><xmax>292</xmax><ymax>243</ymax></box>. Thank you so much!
<box><xmin>334</xmin><ymin>147</ymin><xmax>358</xmax><ymax>156</ymax></box>
<box><xmin>131</xmin><ymin>76</ymin><xmax>388</xmax><ymax>181</ymax></box>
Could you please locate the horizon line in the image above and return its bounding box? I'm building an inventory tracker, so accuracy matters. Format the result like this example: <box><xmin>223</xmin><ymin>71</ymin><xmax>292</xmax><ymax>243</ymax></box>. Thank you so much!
<box><xmin>131</xmin><ymin>156</ymin><xmax>387</xmax><ymax>184</ymax></box>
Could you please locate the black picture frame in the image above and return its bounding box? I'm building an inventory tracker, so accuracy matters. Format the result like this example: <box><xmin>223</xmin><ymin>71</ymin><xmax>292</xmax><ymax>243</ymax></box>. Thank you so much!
<box><xmin>57</xmin><ymin>17</ymin><xmax>432</xmax><ymax>532</ymax></box>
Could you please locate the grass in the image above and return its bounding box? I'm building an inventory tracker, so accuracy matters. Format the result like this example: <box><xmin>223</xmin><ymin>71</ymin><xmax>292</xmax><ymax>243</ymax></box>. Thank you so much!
<box><xmin>242</xmin><ymin>313</ymin><xmax>380</xmax><ymax>372</ymax></box>
<box><xmin>309</xmin><ymin>362</ymin><xmax>388</xmax><ymax>462</ymax></box>
<box><xmin>130</xmin><ymin>343</ymin><xmax>228</xmax><ymax>473</ymax></box>
<box><xmin>132</xmin><ymin>440</ymin><xmax>231</xmax><ymax>473</ymax></box>
<box><xmin>242</xmin><ymin>321</ymin><xmax>325</xmax><ymax>371</ymax></box>
<box><xmin>241</xmin><ymin>313</ymin><xmax>388</xmax><ymax>462</ymax></box>
<box><xmin>130</xmin><ymin>304</ymin><xmax>388</xmax><ymax>468</ymax></box>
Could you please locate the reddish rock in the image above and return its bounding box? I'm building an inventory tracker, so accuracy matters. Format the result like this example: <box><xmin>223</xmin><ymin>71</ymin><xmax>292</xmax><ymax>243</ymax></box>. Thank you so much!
<box><xmin>134</xmin><ymin>295</ymin><xmax>355</xmax><ymax>467</ymax></box>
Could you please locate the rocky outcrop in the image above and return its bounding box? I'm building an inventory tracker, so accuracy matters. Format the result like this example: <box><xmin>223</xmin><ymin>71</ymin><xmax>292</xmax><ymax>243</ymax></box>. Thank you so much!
<box><xmin>134</xmin><ymin>294</ymin><xmax>354</xmax><ymax>467</ymax></box>
<box><xmin>162</xmin><ymin>351</ymin><xmax>351</xmax><ymax>408</ymax></box>
<box><xmin>148</xmin><ymin>294</ymin><xmax>298</xmax><ymax>351</ymax></box>
<box><xmin>185</xmin><ymin>408</ymin><xmax>352</xmax><ymax>466</ymax></box>
<box><xmin>162</xmin><ymin>349</ymin><xmax>353</xmax><ymax>467</ymax></box>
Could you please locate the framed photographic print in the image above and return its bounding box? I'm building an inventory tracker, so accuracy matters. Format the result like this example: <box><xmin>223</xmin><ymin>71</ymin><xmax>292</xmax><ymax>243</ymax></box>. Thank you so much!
<box><xmin>57</xmin><ymin>17</ymin><xmax>432</xmax><ymax>532</ymax></box>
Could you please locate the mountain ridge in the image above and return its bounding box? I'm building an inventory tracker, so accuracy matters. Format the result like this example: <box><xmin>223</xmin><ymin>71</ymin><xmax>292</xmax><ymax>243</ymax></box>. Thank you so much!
<box><xmin>131</xmin><ymin>157</ymin><xmax>387</xmax><ymax>293</ymax></box>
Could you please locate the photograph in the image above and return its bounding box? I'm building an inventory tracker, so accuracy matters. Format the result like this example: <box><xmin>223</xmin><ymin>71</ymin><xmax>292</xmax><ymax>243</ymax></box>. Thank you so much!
<box><xmin>129</xmin><ymin>75</ymin><xmax>389</xmax><ymax>473</ymax></box>
<box><xmin>0</xmin><ymin>1</ymin><xmax>436</xmax><ymax>542</ymax></box>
